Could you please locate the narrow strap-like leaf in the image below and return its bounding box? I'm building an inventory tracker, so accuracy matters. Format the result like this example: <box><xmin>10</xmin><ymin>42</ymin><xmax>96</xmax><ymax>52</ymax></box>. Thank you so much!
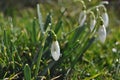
<box><xmin>24</xmin><ymin>64</ymin><xmax>31</xmax><ymax>80</ymax></box>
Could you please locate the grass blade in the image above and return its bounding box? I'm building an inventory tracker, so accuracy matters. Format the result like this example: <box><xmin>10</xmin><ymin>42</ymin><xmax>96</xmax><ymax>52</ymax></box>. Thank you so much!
<box><xmin>37</xmin><ymin>4</ymin><xmax>44</xmax><ymax>34</ymax></box>
<box><xmin>32</xmin><ymin>18</ymin><xmax>37</xmax><ymax>43</ymax></box>
<box><xmin>24</xmin><ymin>64</ymin><xmax>31</xmax><ymax>80</ymax></box>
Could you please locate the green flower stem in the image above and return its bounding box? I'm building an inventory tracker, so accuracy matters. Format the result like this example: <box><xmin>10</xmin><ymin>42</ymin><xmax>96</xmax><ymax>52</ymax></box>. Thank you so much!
<box><xmin>49</xmin><ymin>30</ymin><xmax>57</xmax><ymax>41</ymax></box>
<box><xmin>65</xmin><ymin>25</ymin><xmax>84</xmax><ymax>36</ymax></box>
<box><xmin>87</xmin><ymin>3</ymin><xmax>107</xmax><ymax>13</ymax></box>
<box><xmin>74</xmin><ymin>0</ymin><xmax>86</xmax><ymax>9</ymax></box>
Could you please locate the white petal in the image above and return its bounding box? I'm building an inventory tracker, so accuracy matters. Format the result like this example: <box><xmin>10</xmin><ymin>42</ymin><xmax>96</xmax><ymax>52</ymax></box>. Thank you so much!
<box><xmin>90</xmin><ymin>19</ymin><xmax>96</xmax><ymax>32</ymax></box>
<box><xmin>79</xmin><ymin>11</ymin><xmax>86</xmax><ymax>27</ymax></box>
<box><xmin>102</xmin><ymin>12</ymin><xmax>109</xmax><ymax>27</ymax></box>
<box><xmin>51</xmin><ymin>41</ymin><xmax>60</xmax><ymax>61</ymax></box>
<box><xmin>51</xmin><ymin>51</ymin><xmax>60</xmax><ymax>61</ymax></box>
<box><xmin>98</xmin><ymin>25</ymin><xmax>106</xmax><ymax>43</ymax></box>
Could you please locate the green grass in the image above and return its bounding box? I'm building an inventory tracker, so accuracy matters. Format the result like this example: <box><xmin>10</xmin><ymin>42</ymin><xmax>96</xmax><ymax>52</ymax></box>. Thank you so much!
<box><xmin>0</xmin><ymin>0</ymin><xmax>120</xmax><ymax>80</ymax></box>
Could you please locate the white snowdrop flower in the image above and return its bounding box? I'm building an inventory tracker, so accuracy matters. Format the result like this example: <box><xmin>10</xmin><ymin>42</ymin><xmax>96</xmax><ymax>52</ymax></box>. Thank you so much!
<box><xmin>98</xmin><ymin>25</ymin><xmax>106</xmax><ymax>43</ymax></box>
<box><xmin>90</xmin><ymin>19</ymin><xmax>96</xmax><ymax>32</ymax></box>
<box><xmin>51</xmin><ymin>40</ymin><xmax>60</xmax><ymax>61</ymax></box>
<box><xmin>79</xmin><ymin>10</ymin><xmax>87</xmax><ymax>27</ymax></box>
<box><xmin>102</xmin><ymin>12</ymin><xmax>109</xmax><ymax>27</ymax></box>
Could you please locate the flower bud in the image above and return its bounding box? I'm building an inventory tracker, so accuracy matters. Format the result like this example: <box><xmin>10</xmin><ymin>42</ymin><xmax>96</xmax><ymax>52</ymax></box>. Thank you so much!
<box><xmin>51</xmin><ymin>40</ymin><xmax>60</xmax><ymax>61</ymax></box>
<box><xmin>79</xmin><ymin>10</ymin><xmax>87</xmax><ymax>27</ymax></box>
<box><xmin>98</xmin><ymin>25</ymin><xmax>106</xmax><ymax>43</ymax></box>
<box><xmin>102</xmin><ymin>12</ymin><xmax>109</xmax><ymax>27</ymax></box>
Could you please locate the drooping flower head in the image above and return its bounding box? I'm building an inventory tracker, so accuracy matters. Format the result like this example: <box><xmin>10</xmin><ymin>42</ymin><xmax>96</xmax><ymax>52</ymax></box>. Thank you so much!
<box><xmin>50</xmin><ymin>31</ymin><xmax>60</xmax><ymax>61</ymax></box>
<box><xmin>90</xmin><ymin>19</ymin><xmax>96</xmax><ymax>32</ymax></box>
<box><xmin>90</xmin><ymin>12</ymin><xmax>96</xmax><ymax>32</ymax></box>
<box><xmin>98</xmin><ymin>19</ymin><xmax>106</xmax><ymax>43</ymax></box>
<box><xmin>79</xmin><ymin>10</ymin><xmax>87</xmax><ymax>27</ymax></box>
<box><xmin>101</xmin><ymin>8</ymin><xmax>109</xmax><ymax>27</ymax></box>
<box><xmin>78</xmin><ymin>4</ymin><xmax>87</xmax><ymax>27</ymax></box>
<box><xmin>51</xmin><ymin>40</ymin><xmax>60</xmax><ymax>61</ymax></box>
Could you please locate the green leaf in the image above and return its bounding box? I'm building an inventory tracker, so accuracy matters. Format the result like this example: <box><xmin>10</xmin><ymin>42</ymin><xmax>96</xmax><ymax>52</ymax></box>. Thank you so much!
<box><xmin>3</xmin><ymin>30</ymin><xmax>7</xmax><ymax>46</ymax></box>
<box><xmin>32</xmin><ymin>18</ymin><xmax>37</xmax><ymax>43</ymax></box>
<box><xmin>54</xmin><ymin>9</ymin><xmax>65</xmax><ymax>34</ymax></box>
<box><xmin>70</xmin><ymin>25</ymin><xmax>85</xmax><ymax>43</ymax></box>
<box><xmin>54</xmin><ymin>20</ymin><xmax>62</xmax><ymax>34</ymax></box>
<box><xmin>84</xmin><ymin>72</ymin><xmax>102</xmax><ymax>80</ymax></box>
<box><xmin>24</xmin><ymin>64</ymin><xmax>31</xmax><ymax>80</ymax></box>
<box><xmin>37</xmin><ymin>4</ymin><xmax>44</xmax><ymax>35</ymax></box>
<box><xmin>44</xmin><ymin>13</ymin><xmax>52</xmax><ymax>30</ymax></box>
<box><xmin>71</xmin><ymin>37</ymin><xmax>95</xmax><ymax>69</ymax></box>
